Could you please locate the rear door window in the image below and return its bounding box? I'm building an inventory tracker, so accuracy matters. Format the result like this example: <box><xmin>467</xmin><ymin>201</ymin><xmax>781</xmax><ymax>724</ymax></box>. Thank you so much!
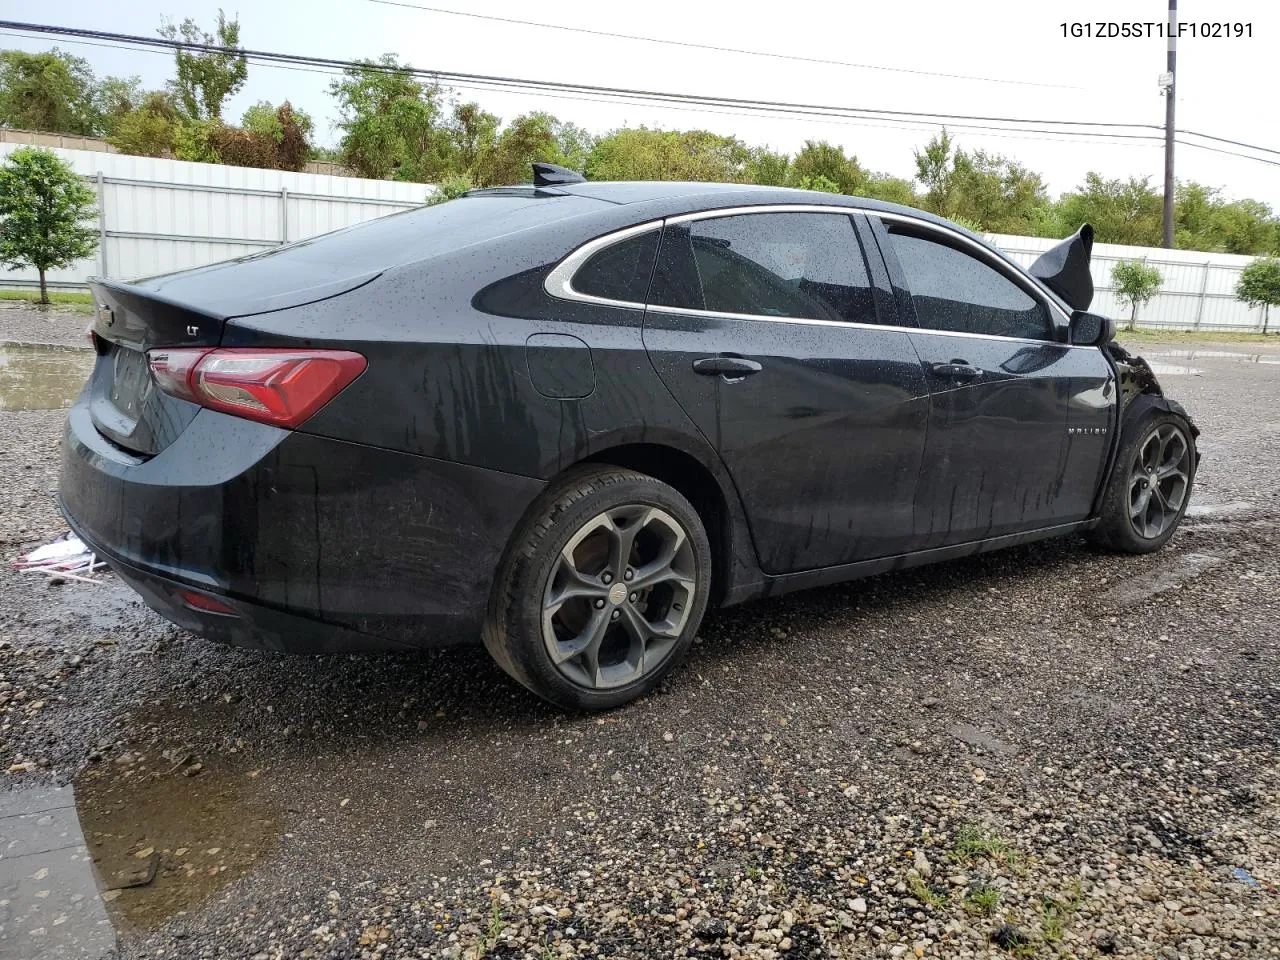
<box><xmin>649</xmin><ymin>212</ymin><xmax>877</xmax><ymax>324</ymax></box>
<box><xmin>886</xmin><ymin>226</ymin><xmax>1052</xmax><ymax>340</ymax></box>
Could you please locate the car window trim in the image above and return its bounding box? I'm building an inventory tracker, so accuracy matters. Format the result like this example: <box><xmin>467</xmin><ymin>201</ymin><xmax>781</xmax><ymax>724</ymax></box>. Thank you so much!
<box><xmin>544</xmin><ymin>220</ymin><xmax>663</xmax><ymax>309</ymax></box>
<box><xmin>545</xmin><ymin>203</ymin><xmax>1073</xmax><ymax>330</ymax></box>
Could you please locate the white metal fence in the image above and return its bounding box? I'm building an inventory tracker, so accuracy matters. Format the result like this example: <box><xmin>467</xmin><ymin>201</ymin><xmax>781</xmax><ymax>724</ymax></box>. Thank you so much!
<box><xmin>0</xmin><ymin>145</ymin><xmax>433</xmax><ymax>291</ymax></box>
<box><xmin>989</xmin><ymin>233</ymin><xmax>1264</xmax><ymax>332</ymax></box>
<box><xmin>0</xmin><ymin>144</ymin><xmax>1269</xmax><ymax>331</ymax></box>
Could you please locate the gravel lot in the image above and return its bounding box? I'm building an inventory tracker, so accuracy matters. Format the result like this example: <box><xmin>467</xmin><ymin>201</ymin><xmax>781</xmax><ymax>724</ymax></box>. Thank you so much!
<box><xmin>2</xmin><ymin>306</ymin><xmax>1278</xmax><ymax>959</ymax></box>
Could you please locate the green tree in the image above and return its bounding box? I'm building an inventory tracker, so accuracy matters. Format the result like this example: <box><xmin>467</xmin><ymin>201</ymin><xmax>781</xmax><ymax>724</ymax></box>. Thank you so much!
<box><xmin>209</xmin><ymin>103</ymin><xmax>311</xmax><ymax>171</ymax></box>
<box><xmin>93</xmin><ymin>75</ymin><xmax>144</xmax><ymax>138</ymax></box>
<box><xmin>585</xmin><ymin>128</ymin><xmax>748</xmax><ymax>182</ymax></box>
<box><xmin>914</xmin><ymin>129</ymin><xmax>959</xmax><ymax>217</ymax></box>
<box><xmin>174</xmin><ymin>117</ymin><xmax>220</xmax><ymax>163</ymax></box>
<box><xmin>1174</xmin><ymin>183</ymin><xmax>1279</xmax><ymax>254</ymax></box>
<box><xmin>0</xmin><ymin>147</ymin><xmax>97</xmax><ymax>303</ymax></box>
<box><xmin>107</xmin><ymin>91</ymin><xmax>180</xmax><ymax>157</ymax></box>
<box><xmin>864</xmin><ymin>173</ymin><xmax>917</xmax><ymax>206</ymax></box>
<box><xmin>159</xmin><ymin>10</ymin><xmax>248</xmax><ymax>121</ymax></box>
<box><xmin>791</xmin><ymin>174</ymin><xmax>841</xmax><ymax>194</ymax></box>
<box><xmin>0</xmin><ymin>49</ymin><xmax>100</xmax><ymax>135</ymax></box>
<box><xmin>242</xmin><ymin>100</ymin><xmax>314</xmax><ymax>144</ymax></box>
<box><xmin>329</xmin><ymin>55</ymin><xmax>450</xmax><ymax>181</ymax></box>
<box><xmin>1211</xmin><ymin>199</ymin><xmax>1279</xmax><ymax>256</ymax></box>
<box><xmin>788</xmin><ymin>140</ymin><xmax>867</xmax><ymax>195</ymax></box>
<box><xmin>1235</xmin><ymin>257</ymin><xmax>1280</xmax><ymax>334</ymax></box>
<box><xmin>427</xmin><ymin>173</ymin><xmax>473</xmax><ymax>205</ymax></box>
<box><xmin>951</xmin><ymin>150</ymin><xmax>1050</xmax><ymax>235</ymax></box>
<box><xmin>474</xmin><ymin>111</ymin><xmax>563</xmax><ymax>186</ymax></box>
<box><xmin>550</xmin><ymin>120</ymin><xmax>595</xmax><ymax>172</ymax></box>
<box><xmin>1111</xmin><ymin>259</ymin><xmax>1163</xmax><ymax>331</ymax></box>
<box><xmin>445</xmin><ymin>102</ymin><xmax>499</xmax><ymax>175</ymax></box>
<box><xmin>743</xmin><ymin>146</ymin><xmax>789</xmax><ymax>186</ymax></box>
<box><xmin>1055</xmin><ymin>173</ymin><xmax>1162</xmax><ymax>246</ymax></box>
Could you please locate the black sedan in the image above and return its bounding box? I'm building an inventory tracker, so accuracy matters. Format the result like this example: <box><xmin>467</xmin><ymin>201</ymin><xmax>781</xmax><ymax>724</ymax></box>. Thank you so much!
<box><xmin>62</xmin><ymin>165</ymin><xmax>1198</xmax><ymax>710</ymax></box>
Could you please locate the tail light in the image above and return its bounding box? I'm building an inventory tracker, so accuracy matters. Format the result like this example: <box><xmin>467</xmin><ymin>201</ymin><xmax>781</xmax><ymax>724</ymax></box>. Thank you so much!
<box><xmin>147</xmin><ymin>348</ymin><xmax>366</xmax><ymax>429</ymax></box>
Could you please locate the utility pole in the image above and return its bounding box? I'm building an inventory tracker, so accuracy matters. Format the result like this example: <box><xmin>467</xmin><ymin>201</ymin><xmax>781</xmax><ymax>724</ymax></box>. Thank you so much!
<box><xmin>1161</xmin><ymin>0</ymin><xmax>1177</xmax><ymax>248</ymax></box>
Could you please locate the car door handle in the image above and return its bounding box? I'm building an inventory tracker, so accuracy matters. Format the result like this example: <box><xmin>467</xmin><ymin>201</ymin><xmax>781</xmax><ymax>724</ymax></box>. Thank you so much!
<box><xmin>692</xmin><ymin>356</ymin><xmax>763</xmax><ymax>377</ymax></box>
<box><xmin>928</xmin><ymin>360</ymin><xmax>982</xmax><ymax>381</ymax></box>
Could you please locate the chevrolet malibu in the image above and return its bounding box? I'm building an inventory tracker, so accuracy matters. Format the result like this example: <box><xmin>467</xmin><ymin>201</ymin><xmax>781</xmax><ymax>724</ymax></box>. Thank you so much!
<box><xmin>62</xmin><ymin>166</ymin><xmax>1198</xmax><ymax>711</ymax></box>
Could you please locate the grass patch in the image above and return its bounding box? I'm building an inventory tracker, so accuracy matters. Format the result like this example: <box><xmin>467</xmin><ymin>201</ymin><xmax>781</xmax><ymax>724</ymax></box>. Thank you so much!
<box><xmin>1117</xmin><ymin>327</ymin><xmax>1276</xmax><ymax>344</ymax></box>
<box><xmin>0</xmin><ymin>289</ymin><xmax>95</xmax><ymax>314</ymax></box>
<box><xmin>907</xmin><ymin>875</ymin><xmax>948</xmax><ymax>910</ymax></box>
<box><xmin>964</xmin><ymin>886</ymin><xmax>1001</xmax><ymax>916</ymax></box>
<box><xmin>1041</xmin><ymin>901</ymin><xmax>1066</xmax><ymax>943</ymax></box>
<box><xmin>1040</xmin><ymin>880</ymin><xmax>1085</xmax><ymax>944</ymax></box>
<box><xmin>951</xmin><ymin>825</ymin><xmax>1021</xmax><ymax>867</ymax></box>
<box><xmin>487</xmin><ymin>900</ymin><xmax>505</xmax><ymax>942</ymax></box>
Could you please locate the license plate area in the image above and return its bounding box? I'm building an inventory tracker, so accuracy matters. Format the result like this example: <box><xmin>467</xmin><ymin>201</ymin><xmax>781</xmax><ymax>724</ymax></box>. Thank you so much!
<box><xmin>107</xmin><ymin>346</ymin><xmax>152</xmax><ymax>420</ymax></box>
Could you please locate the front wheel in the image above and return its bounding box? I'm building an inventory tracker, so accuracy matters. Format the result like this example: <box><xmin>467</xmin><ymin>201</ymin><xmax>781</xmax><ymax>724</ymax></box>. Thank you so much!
<box><xmin>484</xmin><ymin>466</ymin><xmax>712</xmax><ymax>711</ymax></box>
<box><xmin>1088</xmin><ymin>411</ymin><xmax>1197</xmax><ymax>554</ymax></box>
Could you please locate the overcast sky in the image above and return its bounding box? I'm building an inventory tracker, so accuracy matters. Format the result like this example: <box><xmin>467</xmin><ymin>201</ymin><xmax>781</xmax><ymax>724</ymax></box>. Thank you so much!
<box><xmin>5</xmin><ymin>0</ymin><xmax>1277</xmax><ymax>205</ymax></box>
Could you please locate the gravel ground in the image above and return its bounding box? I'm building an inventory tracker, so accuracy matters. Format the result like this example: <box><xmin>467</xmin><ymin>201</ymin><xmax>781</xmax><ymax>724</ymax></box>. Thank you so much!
<box><xmin>1</xmin><ymin>330</ymin><xmax>1278</xmax><ymax>960</ymax></box>
<box><xmin>0</xmin><ymin>303</ymin><xmax>91</xmax><ymax>348</ymax></box>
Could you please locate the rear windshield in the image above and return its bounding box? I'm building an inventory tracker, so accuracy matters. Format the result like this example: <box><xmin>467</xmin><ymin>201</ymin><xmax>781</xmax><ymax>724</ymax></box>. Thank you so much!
<box><xmin>135</xmin><ymin>194</ymin><xmax>607</xmax><ymax>301</ymax></box>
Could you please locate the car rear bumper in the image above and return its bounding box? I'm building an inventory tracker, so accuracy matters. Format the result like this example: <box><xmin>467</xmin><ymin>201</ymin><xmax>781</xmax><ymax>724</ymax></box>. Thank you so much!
<box><xmin>59</xmin><ymin>402</ymin><xmax>545</xmax><ymax>651</ymax></box>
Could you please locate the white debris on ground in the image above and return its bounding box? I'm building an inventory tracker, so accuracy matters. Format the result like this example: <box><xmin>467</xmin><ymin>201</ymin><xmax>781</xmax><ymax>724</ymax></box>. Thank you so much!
<box><xmin>11</xmin><ymin>531</ymin><xmax>107</xmax><ymax>584</ymax></box>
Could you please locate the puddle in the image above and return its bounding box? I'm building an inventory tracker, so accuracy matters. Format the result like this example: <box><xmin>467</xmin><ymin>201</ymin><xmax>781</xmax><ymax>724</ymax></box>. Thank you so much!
<box><xmin>0</xmin><ymin>785</ymin><xmax>115</xmax><ymax>959</ymax></box>
<box><xmin>72</xmin><ymin>752</ymin><xmax>281</xmax><ymax>932</ymax></box>
<box><xmin>1103</xmin><ymin>551</ymin><xmax>1226</xmax><ymax>604</ymax></box>
<box><xmin>947</xmin><ymin>722</ymin><xmax>1019</xmax><ymax>756</ymax></box>
<box><xmin>0</xmin><ymin>343</ymin><xmax>94</xmax><ymax>411</ymax></box>
<box><xmin>1185</xmin><ymin>501</ymin><xmax>1255</xmax><ymax>518</ymax></box>
<box><xmin>2</xmin><ymin>756</ymin><xmax>283</xmax><ymax>952</ymax></box>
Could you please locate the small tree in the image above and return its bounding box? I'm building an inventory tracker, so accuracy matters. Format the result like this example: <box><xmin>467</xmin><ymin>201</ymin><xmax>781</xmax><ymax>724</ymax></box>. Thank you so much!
<box><xmin>1236</xmin><ymin>256</ymin><xmax>1280</xmax><ymax>334</ymax></box>
<box><xmin>0</xmin><ymin>148</ymin><xmax>98</xmax><ymax>304</ymax></box>
<box><xmin>1111</xmin><ymin>259</ymin><xmax>1163</xmax><ymax>331</ymax></box>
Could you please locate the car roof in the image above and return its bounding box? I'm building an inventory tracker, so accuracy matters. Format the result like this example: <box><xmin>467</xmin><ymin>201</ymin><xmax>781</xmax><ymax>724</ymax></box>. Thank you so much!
<box><xmin>549</xmin><ymin>180</ymin><xmax>945</xmax><ymax>224</ymax></box>
<box><xmin>468</xmin><ymin>180</ymin><xmax>965</xmax><ymax>234</ymax></box>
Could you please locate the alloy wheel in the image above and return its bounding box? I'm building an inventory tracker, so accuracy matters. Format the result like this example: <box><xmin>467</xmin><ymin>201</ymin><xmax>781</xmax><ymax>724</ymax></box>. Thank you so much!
<box><xmin>1128</xmin><ymin>423</ymin><xmax>1191</xmax><ymax>539</ymax></box>
<box><xmin>541</xmin><ymin>504</ymin><xmax>698</xmax><ymax>689</ymax></box>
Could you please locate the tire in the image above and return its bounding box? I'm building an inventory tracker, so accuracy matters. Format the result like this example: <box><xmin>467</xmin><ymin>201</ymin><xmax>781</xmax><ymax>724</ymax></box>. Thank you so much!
<box><xmin>483</xmin><ymin>466</ymin><xmax>713</xmax><ymax>711</ymax></box>
<box><xmin>1088</xmin><ymin>410</ymin><xmax>1197</xmax><ymax>554</ymax></box>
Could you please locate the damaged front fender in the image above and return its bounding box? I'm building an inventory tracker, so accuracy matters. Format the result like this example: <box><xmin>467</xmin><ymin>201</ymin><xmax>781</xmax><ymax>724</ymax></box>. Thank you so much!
<box><xmin>1093</xmin><ymin>342</ymin><xmax>1201</xmax><ymax>519</ymax></box>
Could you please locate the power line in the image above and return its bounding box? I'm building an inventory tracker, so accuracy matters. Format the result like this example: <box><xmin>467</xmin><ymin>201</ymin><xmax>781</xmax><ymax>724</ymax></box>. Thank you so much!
<box><xmin>1176</xmin><ymin>129</ymin><xmax>1280</xmax><ymax>159</ymax></box>
<box><xmin>1176</xmin><ymin>139</ymin><xmax>1280</xmax><ymax>168</ymax></box>
<box><xmin>0</xmin><ymin>29</ymin><xmax>1165</xmax><ymax>152</ymax></box>
<box><xmin>366</xmin><ymin>0</ymin><xmax>1085</xmax><ymax>91</ymax></box>
<box><xmin>2</xmin><ymin>30</ymin><xmax>1169</xmax><ymax>155</ymax></box>
<box><xmin>4</xmin><ymin>20</ymin><xmax>1277</xmax><ymax>168</ymax></box>
<box><xmin>0</xmin><ymin>20</ymin><xmax>1164</xmax><ymax>136</ymax></box>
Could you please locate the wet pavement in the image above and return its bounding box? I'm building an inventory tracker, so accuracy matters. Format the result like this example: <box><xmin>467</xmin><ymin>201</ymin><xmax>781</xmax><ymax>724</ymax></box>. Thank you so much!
<box><xmin>0</xmin><ymin>329</ymin><xmax>1278</xmax><ymax>959</ymax></box>
<box><xmin>0</xmin><ymin>786</ymin><xmax>114</xmax><ymax>958</ymax></box>
<box><xmin>0</xmin><ymin>344</ymin><xmax>94</xmax><ymax>413</ymax></box>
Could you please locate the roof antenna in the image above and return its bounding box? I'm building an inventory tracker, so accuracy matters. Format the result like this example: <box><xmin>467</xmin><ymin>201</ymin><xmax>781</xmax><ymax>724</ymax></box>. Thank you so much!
<box><xmin>532</xmin><ymin>162</ymin><xmax>585</xmax><ymax>186</ymax></box>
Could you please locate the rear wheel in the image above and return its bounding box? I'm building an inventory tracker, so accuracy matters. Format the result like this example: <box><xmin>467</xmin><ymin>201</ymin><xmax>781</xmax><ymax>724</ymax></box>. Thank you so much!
<box><xmin>484</xmin><ymin>467</ymin><xmax>712</xmax><ymax>711</ymax></box>
<box><xmin>1088</xmin><ymin>412</ymin><xmax>1196</xmax><ymax>554</ymax></box>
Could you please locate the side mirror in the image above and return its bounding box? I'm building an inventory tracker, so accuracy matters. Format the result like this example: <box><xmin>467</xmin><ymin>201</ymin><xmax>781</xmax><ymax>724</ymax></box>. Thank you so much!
<box><xmin>1069</xmin><ymin>310</ymin><xmax>1115</xmax><ymax>347</ymax></box>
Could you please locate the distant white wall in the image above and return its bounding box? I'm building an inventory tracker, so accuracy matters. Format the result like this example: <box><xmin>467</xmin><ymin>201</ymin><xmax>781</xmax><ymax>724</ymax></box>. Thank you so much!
<box><xmin>989</xmin><ymin>233</ymin><xmax>1264</xmax><ymax>332</ymax></box>
<box><xmin>0</xmin><ymin>145</ymin><xmax>434</xmax><ymax>290</ymax></box>
<box><xmin>0</xmin><ymin>145</ymin><xmax>1267</xmax><ymax>331</ymax></box>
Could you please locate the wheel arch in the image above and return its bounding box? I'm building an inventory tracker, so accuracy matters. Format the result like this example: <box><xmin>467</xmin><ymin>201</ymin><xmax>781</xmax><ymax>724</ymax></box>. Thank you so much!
<box><xmin>1093</xmin><ymin>392</ymin><xmax>1200</xmax><ymax>520</ymax></box>
<box><xmin>577</xmin><ymin>441</ymin><xmax>749</xmax><ymax>607</ymax></box>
